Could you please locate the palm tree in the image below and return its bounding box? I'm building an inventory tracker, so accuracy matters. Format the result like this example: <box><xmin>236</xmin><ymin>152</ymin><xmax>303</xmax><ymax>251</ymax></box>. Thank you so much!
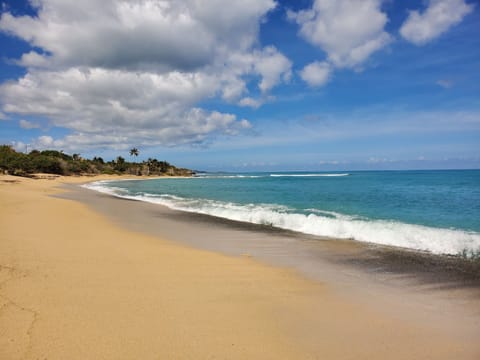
<box><xmin>114</xmin><ymin>156</ymin><xmax>127</xmax><ymax>172</ymax></box>
<box><xmin>129</xmin><ymin>148</ymin><xmax>140</xmax><ymax>175</ymax></box>
<box><xmin>129</xmin><ymin>147</ymin><xmax>139</xmax><ymax>158</ymax></box>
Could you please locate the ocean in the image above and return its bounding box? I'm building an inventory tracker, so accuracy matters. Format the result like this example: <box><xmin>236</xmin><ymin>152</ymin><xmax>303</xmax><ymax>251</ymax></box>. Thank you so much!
<box><xmin>84</xmin><ymin>170</ymin><xmax>480</xmax><ymax>256</ymax></box>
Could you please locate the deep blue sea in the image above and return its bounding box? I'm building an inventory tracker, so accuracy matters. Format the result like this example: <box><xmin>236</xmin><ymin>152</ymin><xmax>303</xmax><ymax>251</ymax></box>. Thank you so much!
<box><xmin>85</xmin><ymin>170</ymin><xmax>480</xmax><ymax>256</ymax></box>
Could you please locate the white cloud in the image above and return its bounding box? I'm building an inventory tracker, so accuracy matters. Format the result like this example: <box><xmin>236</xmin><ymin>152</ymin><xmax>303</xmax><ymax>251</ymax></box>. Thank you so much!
<box><xmin>300</xmin><ymin>61</ymin><xmax>331</xmax><ymax>87</ymax></box>
<box><xmin>37</xmin><ymin>135</ymin><xmax>54</xmax><ymax>147</ymax></box>
<box><xmin>239</xmin><ymin>97</ymin><xmax>263</xmax><ymax>109</ymax></box>
<box><xmin>11</xmin><ymin>137</ymin><xmax>55</xmax><ymax>153</ymax></box>
<box><xmin>11</xmin><ymin>141</ymin><xmax>27</xmax><ymax>152</ymax></box>
<box><xmin>0</xmin><ymin>0</ymin><xmax>276</xmax><ymax>72</ymax></box>
<box><xmin>288</xmin><ymin>0</ymin><xmax>392</xmax><ymax>69</ymax></box>
<box><xmin>436</xmin><ymin>79</ymin><xmax>453</xmax><ymax>88</ymax></box>
<box><xmin>0</xmin><ymin>67</ymin><xmax>252</xmax><ymax>150</ymax></box>
<box><xmin>0</xmin><ymin>111</ymin><xmax>7</xmax><ymax>120</ymax></box>
<box><xmin>0</xmin><ymin>0</ymin><xmax>290</xmax><ymax>150</ymax></box>
<box><xmin>20</xmin><ymin>108</ymin><xmax>254</xmax><ymax>153</ymax></box>
<box><xmin>253</xmin><ymin>46</ymin><xmax>292</xmax><ymax>93</ymax></box>
<box><xmin>19</xmin><ymin>119</ymin><xmax>41</xmax><ymax>129</ymax></box>
<box><xmin>219</xmin><ymin>46</ymin><xmax>291</xmax><ymax>102</ymax></box>
<box><xmin>400</xmin><ymin>0</ymin><xmax>474</xmax><ymax>45</ymax></box>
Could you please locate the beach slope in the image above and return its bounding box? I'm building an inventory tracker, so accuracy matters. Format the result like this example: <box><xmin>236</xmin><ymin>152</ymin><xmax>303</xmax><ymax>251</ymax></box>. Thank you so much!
<box><xmin>0</xmin><ymin>175</ymin><xmax>478</xmax><ymax>359</ymax></box>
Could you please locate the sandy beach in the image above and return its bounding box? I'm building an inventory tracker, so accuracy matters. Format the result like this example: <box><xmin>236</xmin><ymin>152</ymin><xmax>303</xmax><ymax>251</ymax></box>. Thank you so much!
<box><xmin>1</xmin><ymin>174</ymin><xmax>479</xmax><ymax>359</ymax></box>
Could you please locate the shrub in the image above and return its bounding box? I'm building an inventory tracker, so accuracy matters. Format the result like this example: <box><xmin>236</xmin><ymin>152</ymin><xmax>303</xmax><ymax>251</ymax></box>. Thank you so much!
<box><xmin>31</xmin><ymin>155</ymin><xmax>64</xmax><ymax>174</ymax></box>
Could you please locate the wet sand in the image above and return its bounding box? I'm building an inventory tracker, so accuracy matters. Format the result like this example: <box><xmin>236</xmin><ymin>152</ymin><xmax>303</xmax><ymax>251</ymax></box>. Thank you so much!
<box><xmin>1</xmin><ymin>174</ymin><xmax>479</xmax><ymax>359</ymax></box>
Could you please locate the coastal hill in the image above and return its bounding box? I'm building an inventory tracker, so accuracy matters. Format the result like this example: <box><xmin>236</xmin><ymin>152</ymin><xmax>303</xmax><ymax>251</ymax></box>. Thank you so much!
<box><xmin>0</xmin><ymin>145</ymin><xmax>193</xmax><ymax>177</ymax></box>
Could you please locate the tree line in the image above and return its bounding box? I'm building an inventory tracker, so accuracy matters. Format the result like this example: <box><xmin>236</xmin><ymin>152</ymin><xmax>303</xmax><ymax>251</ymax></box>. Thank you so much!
<box><xmin>0</xmin><ymin>145</ymin><xmax>193</xmax><ymax>177</ymax></box>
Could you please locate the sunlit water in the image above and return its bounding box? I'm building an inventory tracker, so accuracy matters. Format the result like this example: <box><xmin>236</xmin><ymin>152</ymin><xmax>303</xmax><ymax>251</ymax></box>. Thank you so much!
<box><xmin>85</xmin><ymin>170</ymin><xmax>480</xmax><ymax>256</ymax></box>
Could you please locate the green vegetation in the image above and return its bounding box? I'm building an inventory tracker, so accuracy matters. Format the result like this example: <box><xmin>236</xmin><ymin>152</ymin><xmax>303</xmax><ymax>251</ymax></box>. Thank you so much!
<box><xmin>0</xmin><ymin>145</ymin><xmax>193</xmax><ymax>177</ymax></box>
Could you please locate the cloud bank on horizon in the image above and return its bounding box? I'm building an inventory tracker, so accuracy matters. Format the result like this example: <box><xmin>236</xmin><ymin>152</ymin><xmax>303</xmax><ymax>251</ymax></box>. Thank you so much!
<box><xmin>0</xmin><ymin>0</ymin><xmax>478</xmax><ymax>169</ymax></box>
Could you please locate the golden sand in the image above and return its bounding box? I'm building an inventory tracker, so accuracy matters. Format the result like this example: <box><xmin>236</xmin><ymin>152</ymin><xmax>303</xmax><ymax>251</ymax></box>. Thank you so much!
<box><xmin>0</xmin><ymin>174</ymin><xmax>478</xmax><ymax>359</ymax></box>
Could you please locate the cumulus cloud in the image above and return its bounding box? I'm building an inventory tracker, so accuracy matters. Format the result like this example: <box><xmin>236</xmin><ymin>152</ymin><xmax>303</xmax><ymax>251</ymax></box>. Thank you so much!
<box><xmin>400</xmin><ymin>0</ymin><xmax>474</xmax><ymax>45</ymax></box>
<box><xmin>0</xmin><ymin>0</ymin><xmax>276</xmax><ymax>72</ymax></box>
<box><xmin>0</xmin><ymin>68</ymin><xmax>251</xmax><ymax>149</ymax></box>
<box><xmin>253</xmin><ymin>46</ymin><xmax>292</xmax><ymax>92</ymax></box>
<box><xmin>219</xmin><ymin>46</ymin><xmax>291</xmax><ymax>102</ymax></box>
<box><xmin>37</xmin><ymin>135</ymin><xmax>55</xmax><ymax>148</ymax></box>
<box><xmin>300</xmin><ymin>61</ymin><xmax>331</xmax><ymax>87</ymax></box>
<box><xmin>19</xmin><ymin>119</ymin><xmax>40</xmax><ymax>129</ymax></box>
<box><xmin>288</xmin><ymin>0</ymin><xmax>392</xmax><ymax>69</ymax></box>
<box><xmin>0</xmin><ymin>0</ymin><xmax>290</xmax><ymax>150</ymax></box>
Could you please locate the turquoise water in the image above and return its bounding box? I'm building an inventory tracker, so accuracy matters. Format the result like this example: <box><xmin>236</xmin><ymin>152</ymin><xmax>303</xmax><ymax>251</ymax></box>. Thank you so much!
<box><xmin>85</xmin><ymin>170</ymin><xmax>480</xmax><ymax>256</ymax></box>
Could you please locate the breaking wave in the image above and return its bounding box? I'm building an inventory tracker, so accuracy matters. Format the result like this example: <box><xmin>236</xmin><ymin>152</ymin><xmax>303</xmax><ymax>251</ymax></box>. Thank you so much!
<box><xmin>195</xmin><ymin>174</ymin><xmax>263</xmax><ymax>178</ymax></box>
<box><xmin>83</xmin><ymin>181</ymin><xmax>480</xmax><ymax>256</ymax></box>
<box><xmin>194</xmin><ymin>173</ymin><xmax>350</xmax><ymax>179</ymax></box>
<box><xmin>270</xmin><ymin>173</ymin><xmax>350</xmax><ymax>177</ymax></box>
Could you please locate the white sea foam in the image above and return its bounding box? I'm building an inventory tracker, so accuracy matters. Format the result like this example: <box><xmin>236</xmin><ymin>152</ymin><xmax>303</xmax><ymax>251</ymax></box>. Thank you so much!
<box><xmin>195</xmin><ymin>173</ymin><xmax>349</xmax><ymax>178</ymax></box>
<box><xmin>270</xmin><ymin>173</ymin><xmax>350</xmax><ymax>177</ymax></box>
<box><xmin>83</xmin><ymin>181</ymin><xmax>480</xmax><ymax>256</ymax></box>
<box><xmin>195</xmin><ymin>174</ymin><xmax>263</xmax><ymax>179</ymax></box>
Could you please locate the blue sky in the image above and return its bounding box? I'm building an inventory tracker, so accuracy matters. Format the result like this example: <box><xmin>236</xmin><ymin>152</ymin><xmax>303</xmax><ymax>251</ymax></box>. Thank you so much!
<box><xmin>0</xmin><ymin>0</ymin><xmax>479</xmax><ymax>171</ymax></box>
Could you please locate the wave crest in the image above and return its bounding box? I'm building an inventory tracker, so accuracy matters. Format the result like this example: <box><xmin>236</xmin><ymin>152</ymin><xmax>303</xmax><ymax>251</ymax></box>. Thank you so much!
<box><xmin>83</xmin><ymin>181</ymin><xmax>480</xmax><ymax>256</ymax></box>
<box><xmin>270</xmin><ymin>173</ymin><xmax>349</xmax><ymax>177</ymax></box>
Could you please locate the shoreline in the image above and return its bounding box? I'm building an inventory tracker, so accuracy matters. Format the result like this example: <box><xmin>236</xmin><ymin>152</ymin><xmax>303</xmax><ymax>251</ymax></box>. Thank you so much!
<box><xmin>66</xmin><ymin>179</ymin><xmax>480</xmax><ymax>318</ymax></box>
<box><xmin>1</xmin><ymin>174</ymin><xmax>480</xmax><ymax>359</ymax></box>
<box><xmin>81</xmin><ymin>176</ymin><xmax>480</xmax><ymax>285</ymax></box>
<box><xmin>83</xmin><ymin>174</ymin><xmax>480</xmax><ymax>257</ymax></box>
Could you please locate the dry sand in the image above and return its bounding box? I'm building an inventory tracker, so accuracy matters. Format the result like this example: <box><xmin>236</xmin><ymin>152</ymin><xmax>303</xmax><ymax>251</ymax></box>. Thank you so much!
<box><xmin>1</xmin><ymin>174</ymin><xmax>479</xmax><ymax>359</ymax></box>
